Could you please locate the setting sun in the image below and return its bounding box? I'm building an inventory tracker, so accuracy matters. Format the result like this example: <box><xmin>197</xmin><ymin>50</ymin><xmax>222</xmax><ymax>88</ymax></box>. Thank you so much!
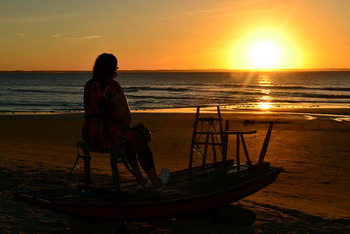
<box><xmin>249</xmin><ymin>40</ymin><xmax>282</xmax><ymax>69</ymax></box>
<box><xmin>229</xmin><ymin>27</ymin><xmax>301</xmax><ymax>70</ymax></box>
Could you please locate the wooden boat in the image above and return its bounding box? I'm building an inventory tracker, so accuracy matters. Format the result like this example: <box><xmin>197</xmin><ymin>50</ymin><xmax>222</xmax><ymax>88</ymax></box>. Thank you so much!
<box><xmin>14</xmin><ymin>106</ymin><xmax>283</xmax><ymax>220</ymax></box>
<box><xmin>14</xmin><ymin>161</ymin><xmax>282</xmax><ymax>220</ymax></box>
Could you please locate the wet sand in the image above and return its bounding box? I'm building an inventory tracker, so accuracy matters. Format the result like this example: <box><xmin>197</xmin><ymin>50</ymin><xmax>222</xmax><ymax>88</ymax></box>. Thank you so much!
<box><xmin>0</xmin><ymin>109</ymin><xmax>349</xmax><ymax>233</ymax></box>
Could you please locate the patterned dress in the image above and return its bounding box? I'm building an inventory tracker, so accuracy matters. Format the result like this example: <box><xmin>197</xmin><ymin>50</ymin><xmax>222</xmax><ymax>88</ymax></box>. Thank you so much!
<box><xmin>82</xmin><ymin>78</ymin><xmax>126</xmax><ymax>151</ymax></box>
<box><xmin>82</xmin><ymin>78</ymin><xmax>155</xmax><ymax>170</ymax></box>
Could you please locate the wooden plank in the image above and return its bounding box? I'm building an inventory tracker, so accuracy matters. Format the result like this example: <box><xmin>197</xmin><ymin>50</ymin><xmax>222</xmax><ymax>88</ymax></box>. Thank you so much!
<box><xmin>128</xmin><ymin>165</ymin><xmax>254</xmax><ymax>201</ymax></box>
<box><xmin>121</xmin><ymin>161</ymin><xmax>243</xmax><ymax>192</ymax></box>
<box><xmin>201</xmin><ymin>133</ymin><xmax>210</xmax><ymax>167</ymax></box>
<box><xmin>17</xmin><ymin>163</ymin><xmax>252</xmax><ymax>202</ymax></box>
<box><xmin>16</xmin><ymin>165</ymin><xmax>277</xmax><ymax>206</ymax></box>
<box><xmin>225</xmin><ymin>130</ymin><xmax>257</xmax><ymax>134</ymax></box>
<box><xmin>194</xmin><ymin>142</ymin><xmax>226</xmax><ymax>146</ymax></box>
<box><xmin>157</xmin><ymin>163</ymin><xmax>250</xmax><ymax>190</ymax></box>
<box><xmin>195</xmin><ymin>131</ymin><xmax>256</xmax><ymax>135</ymax></box>
<box><xmin>236</xmin><ymin>134</ymin><xmax>240</xmax><ymax>174</ymax></box>
<box><xmin>188</xmin><ymin>107</ymin><xmax>200</xmax><ymax>169</ymax></box>
<box><xmin>118</xmin><ymin>160</ymin><xmax>238</xmax><ymax>195</ymax></box>
<box><xmin>217</xmin><ymin>106</ymin><xmax>225</xmax><ymax>154</ymax></box>
<box><xmin>16</xmin><ymin>188</ymin><xmax>74</xmax><ymax>198</ymax></box>
<box><xmin>211</xmin><ymin>133</ymin><xmax>217</xmax><ymax>163</ymax></box>
<box><xmin>222</xmin><ymin>119</ymin><xmax>229</xmax><ymax>161</ymax></box>
<box><xmin>197</xmin><ymin>117</ymin><xmax>222</xmax><ymax>121</ymax></box>
<box><xmin>258</xmin><ymin>123</ymin><xmax>274</xmax><ymax>164</ymax></box>
<box><xmin>169</xmin><ymin>160</ymin><xmax>234</xmax><ymax>178</ymax></box>
<box><xmin>44</xmin><ymin>170</ymin><xmax>238</xmax><ymax>203</ymax></box>
<box><xmin>240</xmin><ymin>134</ymin><xmax>251</xmax><ymax>165</ymax></box>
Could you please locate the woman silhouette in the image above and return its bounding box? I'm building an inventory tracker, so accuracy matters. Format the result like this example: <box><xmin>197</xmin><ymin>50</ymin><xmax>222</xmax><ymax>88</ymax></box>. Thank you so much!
<box><xmin>82</xmin><ymin>53</ymin><xmax>169</xmax><ymax>189</ymax></box>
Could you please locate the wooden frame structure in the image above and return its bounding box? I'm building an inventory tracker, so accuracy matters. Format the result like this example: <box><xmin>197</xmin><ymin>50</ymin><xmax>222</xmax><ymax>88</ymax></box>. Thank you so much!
<box><xmin>188</xmin><ymin>106</ymin><xmax>273</xmax><ymax>173</ymax></box>
<box><xmin>188</xmin><ymin>106</ymin><xmax>227</xmax><ymax>168</ymax></box>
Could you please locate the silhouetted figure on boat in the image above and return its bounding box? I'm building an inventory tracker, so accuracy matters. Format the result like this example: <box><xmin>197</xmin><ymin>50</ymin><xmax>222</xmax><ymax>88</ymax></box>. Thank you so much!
<box><xmin>82</xmin><ymin>53</ymin><xmax>169</xmax><ymax>190</ymax></box>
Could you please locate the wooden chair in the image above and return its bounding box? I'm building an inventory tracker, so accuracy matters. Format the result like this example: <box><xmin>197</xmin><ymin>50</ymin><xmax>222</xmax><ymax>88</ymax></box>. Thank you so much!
<box><xmin>67</xmin><ymin>141</ymin><xmax>136</xmax><ymax>193</ymax></box>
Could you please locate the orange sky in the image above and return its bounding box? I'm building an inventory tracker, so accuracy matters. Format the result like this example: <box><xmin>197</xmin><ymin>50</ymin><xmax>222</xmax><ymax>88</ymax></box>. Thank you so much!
<box><xmin>1</xmin><ymin>0</ymin><xmax>349</xmax><ymax>70</ymax></box>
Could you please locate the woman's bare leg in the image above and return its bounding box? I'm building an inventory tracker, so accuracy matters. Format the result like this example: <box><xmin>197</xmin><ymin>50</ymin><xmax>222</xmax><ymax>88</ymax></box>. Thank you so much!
<box><xmin>124</xmin><ymin>130</ymin><xmax>163</xmax><ymax>188</ymax></box>
<box><xmin>129</xmin><ymin>164</ymin><xmax>148</xmax><ymax>185</ymax></box>
<box><xmin>145</xmin><ymin>168</ymin><xmax>162</xmax><ymax>188</ymax></box>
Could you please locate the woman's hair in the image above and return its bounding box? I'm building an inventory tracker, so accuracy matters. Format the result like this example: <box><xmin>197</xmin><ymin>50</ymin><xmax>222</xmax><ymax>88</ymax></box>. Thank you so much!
<box><xmin>92</xmin><ymin>53</ymin><xmax>118</xmax><ymax>81</ymax></box>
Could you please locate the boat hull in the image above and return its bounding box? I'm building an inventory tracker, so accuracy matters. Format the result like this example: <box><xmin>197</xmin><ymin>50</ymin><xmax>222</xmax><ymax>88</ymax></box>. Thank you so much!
<box><xmin>14</xmin><ymin>162</ymin><xmax>283</xmax><ymax>220</ymax></box>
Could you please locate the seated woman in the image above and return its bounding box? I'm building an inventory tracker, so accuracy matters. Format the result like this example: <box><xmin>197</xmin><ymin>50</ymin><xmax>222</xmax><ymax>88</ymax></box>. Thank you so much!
<box><xmin>82</xmin><ymin>53</ymin><xmax>169</xmax><ymax>190</ymax></box>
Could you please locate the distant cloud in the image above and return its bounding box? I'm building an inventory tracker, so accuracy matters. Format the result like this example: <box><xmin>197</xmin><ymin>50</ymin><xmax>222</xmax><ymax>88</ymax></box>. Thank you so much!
<box><xmin>66</xmin><ymin>35</ymin><xmax>101</xmax><ymax>41</ymax></box>
<box><xmin>184</xmin><ymin>0</ymin><xmax>282</xmax><ymax>18</ymax></box>
<box><xmin>52</xmin><ymin>34</ymin><xmax>61</xmax><ymax>38</ymax></box>
<box><xmin>130</xmin><ymin>0</ymin><xmax>267</xmax><ymax>21</ymax></box>
<box><xmin>3</xmin><ymin>14</ymin><xmax>76</xmax><ymax>23</ymax></box>
<box><xmin>16</xmin><ymin>33</ymin><xmax>26</xmax><ymax>37</ymax></box>
<box><xmin>184</xmin><ymin>7</ymin><xmax>229</xmax><ymax>17</ymax></box>
<box><xmin>79</xmin><ymin>35</ymin><xmax>101</xmax><ymax>40</ymax></box>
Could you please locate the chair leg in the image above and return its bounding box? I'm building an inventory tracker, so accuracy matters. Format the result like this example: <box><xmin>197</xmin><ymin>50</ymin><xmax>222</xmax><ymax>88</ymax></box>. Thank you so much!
<box><xmin>83</xmin><ymin>150</ymin><xmax>92</xmax><ymax>186</ymax></box>
<box><xmin>110</xmin><ymin>153</ymin><xmax>121</xmax><ymax>193</ymax></box>
<box><xmin>65</xmin><ymin>155</ymin><xmax>80</xmax><ymax>186</ymax></box>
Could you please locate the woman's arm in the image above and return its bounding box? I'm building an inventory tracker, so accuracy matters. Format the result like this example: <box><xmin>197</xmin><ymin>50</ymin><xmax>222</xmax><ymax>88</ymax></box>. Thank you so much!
<box><xmin>111</xmin><ymin>83</ymin><xmax>131</xmax><ymax>128</ymax></box>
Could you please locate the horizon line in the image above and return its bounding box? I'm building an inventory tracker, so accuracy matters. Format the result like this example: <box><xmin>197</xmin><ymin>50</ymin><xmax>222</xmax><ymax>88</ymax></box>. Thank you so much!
<box><xmin>1</xmin><ymin>68</ymin><xmax>350</xmax><ymax>73</ymax></box>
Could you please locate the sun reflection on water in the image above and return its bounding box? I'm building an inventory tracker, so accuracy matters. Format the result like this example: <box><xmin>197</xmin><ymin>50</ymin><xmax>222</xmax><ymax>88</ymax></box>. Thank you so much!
<box><xmin>260</xmin><ymin>96</ymin><xmax>272</xmax><ymax>101</ymax></box>
<box><xmin>258</xmin><ymin>102</ymin><xmax>273</xmax><ymax>110</ymax></box>
<box><xmin>261</xmin><ymin>89</ymin><xmax>271</xmax><ymax>95</ymax></box>
<box><xmin>257</xmin><ymin>75</ymin><xmax>273</xmax><ymax>110</ymax></box>
<box><xmin>258</xmin><ymin>74</ymin><xmax>272</xmax><ymax>86</ymax></box>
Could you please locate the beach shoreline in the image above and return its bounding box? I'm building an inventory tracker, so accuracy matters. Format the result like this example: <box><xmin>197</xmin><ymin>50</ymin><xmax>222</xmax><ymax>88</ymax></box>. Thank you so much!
<box><xmin>1</xmin><ymin>109</ymin><xmax>349</xmax><ymax>232</ymax></box>
<box><xmin>1</xmin><ymin>105</ymin><xmax>350</xmax><ymax>116</ymax></box>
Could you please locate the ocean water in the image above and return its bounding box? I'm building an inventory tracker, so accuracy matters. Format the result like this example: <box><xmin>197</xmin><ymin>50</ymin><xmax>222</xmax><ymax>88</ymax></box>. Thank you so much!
<box><xmin>0</xmin><ymin>72</ymin><xmax>349</xmax><ymax>233</ymax></box>
<box><xmin>0</xmin><ymin>71</ymin><xmax>350</xmax><ymax>112</ymax></box>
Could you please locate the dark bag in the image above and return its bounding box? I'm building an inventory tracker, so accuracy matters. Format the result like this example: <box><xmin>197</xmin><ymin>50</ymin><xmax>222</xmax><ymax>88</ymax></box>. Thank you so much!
<box><xmin>132</xmin><ymin>123</ymin><xmax>151</xmax><ymax>142</ymax></box>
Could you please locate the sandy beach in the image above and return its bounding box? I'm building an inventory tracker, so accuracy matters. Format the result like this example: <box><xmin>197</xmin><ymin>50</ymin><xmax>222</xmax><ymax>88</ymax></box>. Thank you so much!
<box><xmin>1</xmin><ymin>109</ymin><xmax>349</xmax><ymax>233</ymax></box>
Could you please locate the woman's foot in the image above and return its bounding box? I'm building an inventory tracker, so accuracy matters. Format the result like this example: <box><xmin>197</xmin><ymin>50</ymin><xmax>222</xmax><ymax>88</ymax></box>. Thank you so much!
<box><xmin>137</xmin><ymin>178</ymin><xmax>152</xmax><ymax>189</ymax></box>
<box><xmin>153</xmin><ymin>168</ymin><xmax>170</xmax><ymax>191</ymax></box>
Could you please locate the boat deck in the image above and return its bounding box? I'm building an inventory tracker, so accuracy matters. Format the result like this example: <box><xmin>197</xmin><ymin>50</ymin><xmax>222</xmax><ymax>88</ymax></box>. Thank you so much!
<box><xmin>14</xmin><ymin>161</ymin><xmax>283</xmax><ymax>220</ymax></box>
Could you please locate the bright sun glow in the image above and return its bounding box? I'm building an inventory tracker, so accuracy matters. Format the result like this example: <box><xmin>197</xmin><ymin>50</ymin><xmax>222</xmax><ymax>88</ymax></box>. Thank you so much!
<box><xmin>228</xmin><ymin>28</ymin><xmax>301</xmax><ymax>70</ymax></box>
<box><xmin>249</xmin><ymin>40</ymin><xmax>282</xmax><ymax>69</ymax></box>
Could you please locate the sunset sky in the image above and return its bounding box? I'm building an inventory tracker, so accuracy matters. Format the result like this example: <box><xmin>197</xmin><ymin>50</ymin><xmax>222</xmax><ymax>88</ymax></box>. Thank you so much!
<box><xmin>1</xmin><ymin>0</ymin><xmax>349</xmax><ymax>71</ymax></box>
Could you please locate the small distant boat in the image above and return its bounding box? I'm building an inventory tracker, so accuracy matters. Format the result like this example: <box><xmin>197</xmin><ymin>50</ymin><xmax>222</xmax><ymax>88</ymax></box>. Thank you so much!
<box><xmin>14</xmin><ymin>106</ymin><xmax>283</xmax><ymax>220</ymax></box>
